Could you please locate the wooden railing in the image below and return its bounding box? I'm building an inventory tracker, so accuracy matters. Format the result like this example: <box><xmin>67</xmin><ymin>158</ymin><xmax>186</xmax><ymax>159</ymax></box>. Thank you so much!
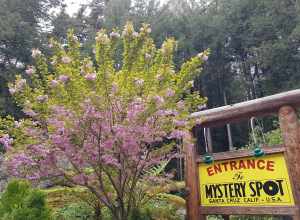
<box><xmin>185</xmin><ymin>89</ymin><xmax>300</xmax><ymax>220</ymax></box>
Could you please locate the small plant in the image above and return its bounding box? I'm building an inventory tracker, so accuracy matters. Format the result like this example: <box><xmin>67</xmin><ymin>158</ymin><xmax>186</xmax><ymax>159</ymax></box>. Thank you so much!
<box><xmin>53</xmin><ymin>202</ymin><xmax>95</xmax><ymax>220</ymax></box>
<box><xmin>0</xmin><ymin>180</ymin><xmax>51</xmax><ymax>220</ymax></box>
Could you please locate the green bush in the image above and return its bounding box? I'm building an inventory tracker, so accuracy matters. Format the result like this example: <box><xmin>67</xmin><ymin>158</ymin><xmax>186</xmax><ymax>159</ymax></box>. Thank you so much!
<box><xmin>0</xmin><ymin>180</ymin><xmax>51</xmax><ymax>220</ymax></box>
<box><xmin>130</xmin><ymin>208</ymin><xmax>152</xmax><ymax>220</ymax></box>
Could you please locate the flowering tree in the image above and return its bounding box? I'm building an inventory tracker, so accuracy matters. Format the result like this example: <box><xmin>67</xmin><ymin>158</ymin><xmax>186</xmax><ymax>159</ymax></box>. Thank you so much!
<box><xmin>3</xmin><ymin>22</ymin><xmax>208</xmax><ymax>219</ymax></box>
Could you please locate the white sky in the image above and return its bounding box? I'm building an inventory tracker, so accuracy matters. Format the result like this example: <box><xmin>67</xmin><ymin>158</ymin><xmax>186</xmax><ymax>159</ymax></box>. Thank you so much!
<box><xmin>65</xmin><ymin>0</ymin><xmax>92</xmax><ymax>15</ymax></box>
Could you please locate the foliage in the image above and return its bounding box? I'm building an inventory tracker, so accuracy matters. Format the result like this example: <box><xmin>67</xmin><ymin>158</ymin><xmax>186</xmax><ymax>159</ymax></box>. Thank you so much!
<box><xmin>246</xmin><ymin>119</ymin><xmax>283</xmax><ymax>149</ymax></box>
<box><xmin>264</xmin><ymin>128</ymin><xmax>282</xmax><ymax>146</ymax></box>
<box><xmin>43</xmin><ymin>186</ymin><xmax>98</xmax><ymax>210</ymax></box>
<box><xmin>4</xmin><ymin>22</ymin><xmax>207</xmax><ymax>220</ymax></box>
<box><xmin>1</xmin><ymin>0</ymin><xmax>299</xmax><ymax>151</ymax></box>
<box><xmin>0</xmin><ymin>0</ymin><xmax>63</xmax><ymax>117</ymax></box>
<box><xmin>60</xmin><ymin>0</ymin><xmax>299</xmax><ymax>149</ymax></box>
<box><xmin>0</xmin><ymin>180</ymin><xmax>51</xmax><ymax>220</ymax></box>
<box><xmin>52</xmin><ymin>202</ymin><xmax>95</xmax><ymax>220</ymax></box>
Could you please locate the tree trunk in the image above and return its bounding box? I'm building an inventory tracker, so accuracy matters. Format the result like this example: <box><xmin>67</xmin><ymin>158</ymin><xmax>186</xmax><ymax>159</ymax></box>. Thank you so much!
<box><xmin>94</xmin><ymin>204</ymin><xmax>102</xmax><ymax>220</ymax></box>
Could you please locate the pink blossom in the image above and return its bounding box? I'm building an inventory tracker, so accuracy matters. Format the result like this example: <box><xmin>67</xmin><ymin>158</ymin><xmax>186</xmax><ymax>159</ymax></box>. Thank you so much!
<box><xmin>85</xmin><ymin>61</ymin><xmax>93</xmax><ymax>68</ymax></box>
<box><xmin>0</xmin><ymin>134</ymin><xmax>13</xmax><ymax>150</ymax></box>
<box><xmin>95</xmin><ymin>32</ymin><xmax>110</xmax><ymax>44</ymax></box>
<box><xmin>111</xmin><ymin>83</ymin><xmax>118</xmax><ymax>93</ymax></box>
<box><xmin>61</xmin><ymin>56</ymin><xmax>72</xmax><ymax>64</ymax></box>
<box><xmin>169</xmin><ymin>130</ymin><xmax>187</xmax><ymax>139</ymax></box>
<box><xmin>9</xmin><ymin>87</ymin><xmax>16</xmax><ymax>95</ymax></box>
<box><xmin>101</xmin><ymin>155</ymin><xmax>121</xmax><ymax>169</ymax></box>
<box><xmin>165</xmin><ymin>88</ymin><xmax>175</xmax><ymax>97</ymax></box>
<box><xmin>174</xmin><ymin>120</ymin><xmax>187</xmax><ymax>127</ymax></box>
<box><xmin>103</xmin><ymin>139</ymin><xmax>114</xmax><ymax>149</ymax></box>
<box><xmin>197</xmin><ymin>52</ymin><xmax>208</xmax><ymax>61</ymax></box>
<box><xmin>14</xmin><ymin>121</ymin><xmax>22</xmax><ymax>128</ymax></box>
<box><xmin>58</xmin><ymin>75</ymin><xmax>70</xmax><ymax>83</ymax></box>
<box><xmin>73</xmin><ymin>174</ymin><xmax>87</xmax><ymax>185</ymax></box>
<box><xmin>145</xmin><ymin>53</ymin><xmax>152</xmax><ymax>60</ymax></box>
<box><xmin>156</xmin><ymin>74</ymin><xmax>163</xmax><ymax>80</ymax></box>
<box><xmin>85</xmin><ymin>73</ymin><xmax>97</xmax><ymax>81</ymax></box>
<box><xmin>176</xmin><ymin>100</ymin><xmax>185</xmax><ymax>109</ymax></box>
<box><xmin>110</xmin><ymin>32</ymin><xmax>120</xmax><ymax>38</ymax></box>
<box><xmin>15</xmin><ymin>79</ymin><xmax>27</xmax><ymax>91</ymax></box>
<box><xmin>153</xmin><ymin>95</ymin><xmax>164</xmax><ymax>106</ymax></box>
<box><xmin>132</xmin><ymin>32</ymin><xmax>139</xmax><ymax>38</ymax></box>
<box><xmin>25</xmin><ymin>66</ymin><xmax>36</xmax><ymax>76</ymax></box>
<box><xmin>31</xmin><ymin>48</ymin><xmax>41</xmax><ymax>58</ymax></box>
<box><xmin>50</xmin><ymin>80</ymin><xmax>59</xmax><ymax>88</ymax></box>
<box><xmin>6</xmin><ymin>99</ymin><xmax>179</xmax><ymax>213</ymax></box>
<box><xmin>157</xmin><ymin>109</ymin><xmax>178</xmax><ymax>116</ymax></box>
<box><xmin>9</xmin><ymin>79</ymin><xmax>27</xmax><ymax>94</ymax></box>
<box><xmin>36</xmin><ymin>95</ymin><xmax>48</xmax><ymax>103</ymax></box>
<box><xmin>23</xmin><ymin>108</ymin><xmax>38</xmax><ymax>117</ymax></box>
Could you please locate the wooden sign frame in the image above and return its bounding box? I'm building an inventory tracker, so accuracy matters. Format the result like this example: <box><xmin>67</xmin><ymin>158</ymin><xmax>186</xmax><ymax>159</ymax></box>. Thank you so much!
<box><xmin>185</xmin><ymin>90</ymin><xmax>300</xmax><ymax>220</ymax></box>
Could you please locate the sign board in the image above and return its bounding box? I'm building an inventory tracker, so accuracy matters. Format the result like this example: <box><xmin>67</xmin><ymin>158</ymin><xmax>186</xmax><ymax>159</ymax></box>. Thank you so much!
<box><xmin>199</xmin><ymin>153</ymin><xmax>295</xmax><ymax>206</ymax></box>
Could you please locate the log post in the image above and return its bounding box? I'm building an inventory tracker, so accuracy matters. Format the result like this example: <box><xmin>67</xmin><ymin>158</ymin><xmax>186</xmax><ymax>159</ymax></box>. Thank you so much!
<box><xmin>184</xmin><ymin>132</ymin><xmax>205</xmax><ymax>220</ymax></box>
<box><xmin>279</xmin><ymin>106</ymin><xmax>300</xmax><ymax>219</ymax></box>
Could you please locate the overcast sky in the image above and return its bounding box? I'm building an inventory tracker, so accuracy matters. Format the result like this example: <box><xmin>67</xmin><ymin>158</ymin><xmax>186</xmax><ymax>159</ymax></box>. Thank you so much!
<box><xmin>65</xmin><ymin>0</ymin><xmax>92</xmax><ymax>15</ymax></box>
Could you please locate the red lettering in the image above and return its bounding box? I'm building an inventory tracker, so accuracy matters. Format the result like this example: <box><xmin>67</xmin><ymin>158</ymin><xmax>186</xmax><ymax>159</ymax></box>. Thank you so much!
<box><xmin>230</xmin><ymin>161</ymin><xmax>238</xmax><ymax>170</ymax></box>
<box><xmin>266</xmin><ymin>160</ymin><xmax>275</xmax><ymax>171</ymax></box>
<box><xmin>246</xmin><ymin>159</ymin><xmax>255</xmax><ymax>169</ymax></box>
<box><xmin>207</xmin><ymin>167</ymin><xmax>214</xmax><ymax>176</ymax></box>
<box><xmin>214</xmin><ymin>164</ymin><xmax>222</xmax><ymax>174</ymax></box>
<box><xmin>222</xmin><ymin>162</ymin><xmax>229</xmax><ymax>171</ymax></box>
<box><xmin>239</xmin><ymin>160</ymin><xmax>246</xmax><ymax>169</ymax></box>
<box><xmin>257</xmin><ymin>160</ymin><xmax>265</xmax><ymax>169</ymax></box>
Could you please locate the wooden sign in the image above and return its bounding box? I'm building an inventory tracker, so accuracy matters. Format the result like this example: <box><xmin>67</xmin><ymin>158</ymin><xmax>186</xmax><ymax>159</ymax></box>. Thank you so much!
<box><xmin>185</xmin><ymin>90</ymin><xmax>300</xmax><ymax>220</ymax></box>
<box><xmin>199</xmin><ymin>153</ymin><xmax>294</xmax><ymax>207</ymax></box>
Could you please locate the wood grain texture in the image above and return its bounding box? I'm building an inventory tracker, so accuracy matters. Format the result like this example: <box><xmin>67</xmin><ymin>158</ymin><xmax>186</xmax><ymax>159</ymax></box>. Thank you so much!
<box><xmin>191</xmin><ymin>89</ymin><xmax>300</xmax><ymax>127</ymax></box>
<box><xmin>184</xmin><ymin>133</ymin><xmax>205</xmax><ymax>220</ymax></box>
<box><xmin>196</xmin><ymin>145</ymin><xmax>285</xmax><ymax>163</ymax></box>
<box><xmin>279</xmin><ymin>106</ymin><xmax>300</xmax><ymax>219</ymax></box>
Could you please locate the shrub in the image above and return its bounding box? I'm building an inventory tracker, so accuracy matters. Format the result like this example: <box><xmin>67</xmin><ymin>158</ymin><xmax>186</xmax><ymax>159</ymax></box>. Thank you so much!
<box><xmin>52</xmin><ymin>202</ymin><xmax>95</xmax><ymax>220</ymax></box>
<box><xmin>0</xmin><ymin>180</ymin><xmax>51</xmax><ymax>220</ymax></box>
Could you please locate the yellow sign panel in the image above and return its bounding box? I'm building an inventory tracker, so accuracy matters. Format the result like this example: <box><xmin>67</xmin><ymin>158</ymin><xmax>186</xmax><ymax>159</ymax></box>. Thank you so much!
<box><xmin>199</xmin><ymin>153</ymin><xmax>294</xmax><ymax>206</ymax></box>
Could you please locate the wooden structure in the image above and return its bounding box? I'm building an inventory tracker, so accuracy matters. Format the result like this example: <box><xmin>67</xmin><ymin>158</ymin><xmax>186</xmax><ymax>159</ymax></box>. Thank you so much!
<box><xmin>185</xmin><ymin>89</ymin><xmax>300</xmax><ymax>219</ymax></box>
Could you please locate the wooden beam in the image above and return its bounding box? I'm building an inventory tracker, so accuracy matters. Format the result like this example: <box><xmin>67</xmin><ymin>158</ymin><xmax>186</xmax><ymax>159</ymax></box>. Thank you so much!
<box><xmin>196</xmin><ymin>145</ymin><xmax>285</xmax><ymax>163</ymax></box>
<box><xmin>184</xmin><ymin>133</ymin><xmax>205</xmax><ymax>220</ymax></box>
<box><xmin>279</xmin><ymin>106</ymin><xmax>300</xmax><ymax>219</ymax></box>
<box><xmin>199</xmin><ymin>206</ymin><xmax>299</xmax><ymax>215</ymax></box>
<box><xmin>191</xmin><ymin>89</ymin><xmax>300</xmax><ymax>127</ymax></box>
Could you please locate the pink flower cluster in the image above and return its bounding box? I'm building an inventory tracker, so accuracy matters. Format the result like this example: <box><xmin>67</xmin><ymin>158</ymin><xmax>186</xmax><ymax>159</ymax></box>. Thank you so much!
<box><xmin>7</xmin><ymin>98</ymin><xmax>183</xmax><ymax>183</ymax></box>
<box><xmin>25</xmin><ymin>66</ymin><xmax>36</xmax><ymax>76</ymax></box>
<box><xmin>6</xmin><ymin>95</ymin><xmax>189</xmax><ymax>216</ymax></box>
<box><xmin>9</xmin><ymin>78</ymin><xmax>27</xmax><ymax>95</ymax></box>
<box><xmin>0</xmin><ymin>134</ymin><xmax>13</xmax><ymax>151</ymax></box>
